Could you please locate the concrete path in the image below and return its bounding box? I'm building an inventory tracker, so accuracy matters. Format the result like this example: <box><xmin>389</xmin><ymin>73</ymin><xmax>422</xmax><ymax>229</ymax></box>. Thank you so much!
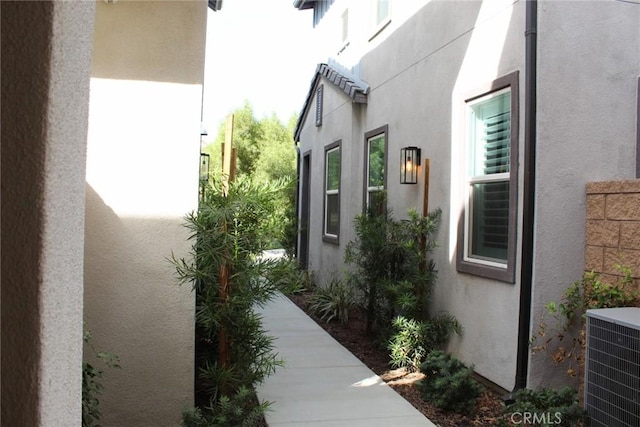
<box><xmin>255</xmin><ymin>294</ymin><xmax>436</xmax><ymax>427</ymax></box>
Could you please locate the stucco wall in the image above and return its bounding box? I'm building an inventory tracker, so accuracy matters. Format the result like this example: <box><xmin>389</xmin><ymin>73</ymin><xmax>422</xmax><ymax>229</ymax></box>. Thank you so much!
<box><xmin>84</xmin><ymin>1</ymin><xmax>206</xmax><ymax>425</ymax></box>
<box><xmin>528</xmin><ymin>0</ymin><xmax>640</xmax><ymax>389</ymax></box>
<box><xmin>298</xmin><ymin>0</ymin><xmax>526</xmax><ymax>390</ymax></box>
<box><xmin>2</xmin><ymin>1</ymin><xmax>95</xmax><ymax>424</ymax></box>
<box><xmin>297</xmin><ymin>0</ymin><xmax>640</xmax><ymax>392</ymax></box>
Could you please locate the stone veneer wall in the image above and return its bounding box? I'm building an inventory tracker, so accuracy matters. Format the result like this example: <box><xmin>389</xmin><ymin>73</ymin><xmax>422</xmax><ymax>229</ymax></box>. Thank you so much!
<box><xmin>586</xmin><ymin>180</ymin><xmax>640</xmax><ymax>291</ymax></box>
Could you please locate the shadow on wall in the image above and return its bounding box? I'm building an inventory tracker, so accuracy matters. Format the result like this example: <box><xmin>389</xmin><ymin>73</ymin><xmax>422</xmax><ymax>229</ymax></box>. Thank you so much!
<box><xmin>83</xmin><ymin>183</ymin><xmax>194</xmax><ymax>427</ymax></box>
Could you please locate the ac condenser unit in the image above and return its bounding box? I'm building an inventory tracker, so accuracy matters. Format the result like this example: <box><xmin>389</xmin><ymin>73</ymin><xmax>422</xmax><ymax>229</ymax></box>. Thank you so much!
<box><xmin>584</xmin><ymin>307</ymin><xmax>640</xmax><ymax>427</ymax></box>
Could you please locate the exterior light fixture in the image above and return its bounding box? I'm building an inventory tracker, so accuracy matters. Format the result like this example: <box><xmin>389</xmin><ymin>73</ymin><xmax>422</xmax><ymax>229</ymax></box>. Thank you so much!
<box><xmin>200</xmin><ymin>153</ymin><xmax>210</xmax><ymax>183</ymax></box>
<box><xmin>400</xmin><ymin>146</ymin><xmax>421</xmax><ymax>184</ymax></box>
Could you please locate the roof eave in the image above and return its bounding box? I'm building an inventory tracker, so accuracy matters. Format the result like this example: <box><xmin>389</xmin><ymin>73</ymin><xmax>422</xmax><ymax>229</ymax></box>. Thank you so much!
<box><xmin>293</xmin><ymin>63</ymin><xmax>368</xmax><ymax>142</ymax></box>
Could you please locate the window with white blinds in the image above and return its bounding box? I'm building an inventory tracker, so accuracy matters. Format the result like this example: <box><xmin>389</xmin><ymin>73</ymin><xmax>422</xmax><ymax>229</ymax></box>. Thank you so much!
<box><xmin>468</xmin><ymin>89</ymin><xmax>511</xmax><ymax>263</ymax></box>
<box><xmin>457</xmin><ymin>72</ymin><xmax>518</xmax><ymax>283</ymax></box>
<box><xmin>468</xmin><ymin>90</ymin><xmax>511</xmax><ymax>262</ymax></box>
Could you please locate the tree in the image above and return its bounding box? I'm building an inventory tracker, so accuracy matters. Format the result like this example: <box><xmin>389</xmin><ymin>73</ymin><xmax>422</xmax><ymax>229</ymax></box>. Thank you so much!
<box><xmin>202</xmin><ymin>102</ymin><xmax>298</xmax><ymax>250</ymax></box>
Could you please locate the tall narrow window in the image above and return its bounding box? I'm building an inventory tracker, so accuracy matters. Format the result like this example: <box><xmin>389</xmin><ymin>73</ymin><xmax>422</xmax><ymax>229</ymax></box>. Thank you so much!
<box><xmin>341</xmin><ymin>9</ymin><xmax>349</xmax><ymax>45</ymax></box>
<box><xmin>364</xmin><ymin>126</ymin><xmax>387</xmax><ymax>214</ymax></box>
<box><xmin>324</xmin><ymin>141</ymin><xmax>341</xmax><ymax>242</ymax></box>
<box><xmin>375</xmin><ymin>0</ymin><xmax>390</xmax><ymax>27</ymax></box>
<box><xmin>457</xmin><ymin>72</ymin><xmax>519</xmax><ymax>283</ymax></box>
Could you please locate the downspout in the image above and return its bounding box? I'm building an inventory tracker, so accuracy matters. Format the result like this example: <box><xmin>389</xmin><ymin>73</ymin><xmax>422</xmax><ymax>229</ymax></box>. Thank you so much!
<box><xmin>515</xmin><ymin>0</ymin><xmax>537</xmax><ymax>391</ymax></box>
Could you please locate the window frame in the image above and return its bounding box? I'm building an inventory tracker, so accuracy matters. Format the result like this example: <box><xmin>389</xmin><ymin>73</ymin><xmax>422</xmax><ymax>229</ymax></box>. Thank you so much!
<box><xmin>369</xmin><ymin>0</ymin><xmax>391</xmax><ymax>41</ymax></box>
<box><xmin>363</xmin><ymin>125</ymin><xmax>388</xmax><ymax>214</ymax></box>
<box><xmin>456</xmin><ymin>71</ymin><xmax>519</xmax><ymax>283</ymax></box>
<box><xmin>323</xmin><ymin>140</ymin><xmax>341</xmax><ymax>244</ymax></box>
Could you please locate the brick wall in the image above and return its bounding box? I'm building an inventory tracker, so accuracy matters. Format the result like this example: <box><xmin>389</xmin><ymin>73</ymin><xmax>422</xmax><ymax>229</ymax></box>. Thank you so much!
<box><xmin>586</xmin><ymin>180</ymin><xmax>640</xmax><ymax>290</ymax></box>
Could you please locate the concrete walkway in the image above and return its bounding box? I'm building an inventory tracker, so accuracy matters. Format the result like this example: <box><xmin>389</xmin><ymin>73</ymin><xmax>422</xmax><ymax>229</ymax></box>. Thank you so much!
<box><xmin>255</xmin><ymin>294</ymin><xmax>436</xmax><ymax>427</ymax></box>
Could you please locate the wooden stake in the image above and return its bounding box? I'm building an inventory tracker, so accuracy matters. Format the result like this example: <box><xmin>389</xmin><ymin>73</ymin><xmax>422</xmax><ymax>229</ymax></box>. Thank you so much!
<box><xmin>222</xmin><ymin>114</ymin><xmax>234</xmax><ymax>196</ymax></box>
<box><xmin>418</xmin><ymin>158</ymin><xmax>431</xmax><ymax>320</ymax></box>
<box><xmin>422</xmin><ymin>158</ymin><xmax>430</xmax><ymax>217</ymax></box>
<box><xmin>219</xmin><ymin>114</ymin><xmax>236</xmax><ymax>371</ymax></box>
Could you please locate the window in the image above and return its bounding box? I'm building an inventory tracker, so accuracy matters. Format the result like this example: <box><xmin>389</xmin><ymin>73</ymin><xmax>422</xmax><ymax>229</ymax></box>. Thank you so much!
<box><xmin>375</xmin><ymin>0</ymin><xmax>390</xmax><ymax>27</ymax></box>
<box><xmin>364</xmin><ymin>126</ymin><xmax>387</xmax><ymax>214</ymax></box>
<box><xmin>324</xmin><ymin>141</ymin><xmax>341</xmax><ymax>242</ymax></box>
<box><xmin>341</xmin><ymin>9</ymin><xmax>349</xmax><ymax>45</ymax></box>
<box><xmin>457</xmin><ymin>72</ymin><xmax>519</xmax><ymax>283</ymax></box>
<box><xmin>369</xmin><ymin>0</ymin><xmax>391</xmax><ymax>39</ymax></box>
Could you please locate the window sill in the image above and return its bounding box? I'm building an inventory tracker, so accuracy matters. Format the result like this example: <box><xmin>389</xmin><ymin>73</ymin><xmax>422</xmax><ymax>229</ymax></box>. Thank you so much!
<box><xmin>456</xmin><ymin>258</ymin><xmax>515</xmax><ymax>284</ymax></box>
<box><xmin>322</xmin><ymin>234</ymin><xmax>340</xmax><ymax>245</ymax></box>
<box><xmin>368</xmin><ymin>18</ymin><xmax>391</xmax><ymax>42</ymax></box>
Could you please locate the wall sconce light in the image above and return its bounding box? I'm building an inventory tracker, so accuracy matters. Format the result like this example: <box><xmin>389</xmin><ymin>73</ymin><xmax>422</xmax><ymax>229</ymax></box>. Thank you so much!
<box><xmin>200</xmin><ymin>153</ymin><xmax>210</xmax><ymax>183</ymax></box>
<box><xmin>400</xmin><ymin>146</ymin><xmax>421</xmax><ymax>184</ymax></box>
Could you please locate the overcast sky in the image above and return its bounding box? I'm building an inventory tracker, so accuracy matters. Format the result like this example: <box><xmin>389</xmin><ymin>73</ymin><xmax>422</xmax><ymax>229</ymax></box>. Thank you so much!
<box><xmin>201</xmin><ymin>1</ymin><xmax>319</xmax><ymax>142</ymax></box>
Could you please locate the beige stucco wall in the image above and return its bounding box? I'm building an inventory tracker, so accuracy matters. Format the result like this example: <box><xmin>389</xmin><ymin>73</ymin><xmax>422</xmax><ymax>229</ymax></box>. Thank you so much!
<box><xmin>528</xmin><ymin>0</ymin><xmax>640</xmax><ymax>389</ymax></box>
<box><xmin>2</xmin><ymin>1</ymin><xmax>95</xmax><ymax>425</ymax></box>
<box><xmin>84</xmin><ymin>1</ymin><xmax>207</xmax><ymax>425</ymax></box>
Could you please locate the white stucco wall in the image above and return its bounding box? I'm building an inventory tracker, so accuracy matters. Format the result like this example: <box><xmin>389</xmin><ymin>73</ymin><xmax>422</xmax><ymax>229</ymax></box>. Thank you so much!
<box><xmin>84</xmin><ymin>1</ymin><xmax>207</xmax><ymax>425</ymax></box>
<box><xmin>528</xmin><ymin>0</ymin><xmax>640</xmax><ymax>389</ymax></box>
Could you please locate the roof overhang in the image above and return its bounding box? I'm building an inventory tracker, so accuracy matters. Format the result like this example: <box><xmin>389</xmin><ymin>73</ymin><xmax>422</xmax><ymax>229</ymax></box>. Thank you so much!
<box><xmin>208</xmin><ymin>0</ymin><xmax>223</xmax><ymax>11</ymax></box>
<box><xmin>293</xmin><ymin>0</ymin><xmax>315</xmax><ymax>10</ymax></box>
<box><xmin>293</xmin><ymin>63</ymin><xmax>368</xmax><ymax>142</ymax></box>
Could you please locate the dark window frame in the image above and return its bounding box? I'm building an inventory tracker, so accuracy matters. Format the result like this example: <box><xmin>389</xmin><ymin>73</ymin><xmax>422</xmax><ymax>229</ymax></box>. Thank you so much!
<box><xmin>363</xmin><ymin>125</ymin><xmax>389</xmax><ymax>215</ymax></box>
<box><xmin>456</xmin><ymin>71</ymin><xmax>519</xmax><ymax>283</ymax></box>
<box><xmin>323</xmin><ymin>140</ymin><xmax>341</xmax><ymax>244</ymax></box>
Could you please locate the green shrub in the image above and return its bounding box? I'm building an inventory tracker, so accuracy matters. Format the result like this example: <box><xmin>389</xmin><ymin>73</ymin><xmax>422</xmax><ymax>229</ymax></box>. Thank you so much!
<box><xmin>172</xmin><ymin>176</ymin><xmax>295</xmax><ymax>425</ymax></box>
<box><xmin>503</xmin><ymin>387</ymin><xmax>585</xmax><ymax>427</ymax></box>
<box><xmin>82</xmin><ymin>329</ymin><xmax>120</xmax><ymax>427</ymax></box>
<box><xmin>308</xmin><ymin>279</ymin><xmax>355</xmax><ymax>325</ymax></box>
<box><xmin>388</xmin><ymin>314</ymin><xmax>461</xmax><ymax>371</ymax></box>
<box><xmin>344</xmin><ymin>206</ymin><xmax>444</xmax><ymax>335</ymax></box>
<box><xmin>531</xmin><ymin>266</ymin><xmax>639</xmax><ymax>375</ymax></box>
<box><xmin>181</xmin><ymin>386</ymin><xmax>270</xmax><ymax>427</ymax></box>
<box><xmin>416</xmin><ymin>350</ymin><xmax>483</xmax><ymax>415</ymax></box>
<box><xmin>262</xmin><ymin>257</ymin><xmax>309</xmax><ymax>295</ymax></box>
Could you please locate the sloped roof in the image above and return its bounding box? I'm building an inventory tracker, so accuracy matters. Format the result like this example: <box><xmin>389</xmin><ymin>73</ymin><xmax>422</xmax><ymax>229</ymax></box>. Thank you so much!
<box><xmin>208</xmin><ymin>0</ymin><xmax>222</xmax><ymax>11</ymax></box>
<box><xmin>294</xmin><ymin>63</ymin><xmax>368</xmax><ymax>142</ymax></box>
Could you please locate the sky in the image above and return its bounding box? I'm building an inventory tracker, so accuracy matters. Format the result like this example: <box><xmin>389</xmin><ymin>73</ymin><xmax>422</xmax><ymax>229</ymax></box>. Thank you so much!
<box><xmin>201</xmin><ymin>1</ymin><xmax>319</xmax><ymax>143</ymax></box>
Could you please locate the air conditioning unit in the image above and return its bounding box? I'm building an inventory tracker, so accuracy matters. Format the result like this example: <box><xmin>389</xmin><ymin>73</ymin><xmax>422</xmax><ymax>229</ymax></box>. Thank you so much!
<box><xmin>584</xmin><ymin>307</ymin><xmax>640</xmax><ymax>427</ymax></box>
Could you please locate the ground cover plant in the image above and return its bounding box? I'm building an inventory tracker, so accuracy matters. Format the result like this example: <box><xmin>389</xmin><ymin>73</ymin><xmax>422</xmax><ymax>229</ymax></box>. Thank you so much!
<box><xmin>172</xmin><ymin>176</ymin><xmax>301</xmax><ymax>426</ymax></box>
<box><xmin>416</xmin><ymin>350</ymin><xmax>483</xmax><ymax>415</ymax></box>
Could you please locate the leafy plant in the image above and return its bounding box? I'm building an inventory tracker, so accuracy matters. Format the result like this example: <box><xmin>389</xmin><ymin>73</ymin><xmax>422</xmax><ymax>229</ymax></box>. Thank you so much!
<box><xmin>172</xmin><ymin>176</ymin><xmax>299</xmax><ymax>425</ymax></box>
<box><xmin>531</xmin><ymin>266</ymin><xmax>639</xmax><ymax>375</ymax></box>
<box><xmin>262</xmin><ymin>257</ymin><xmax>308</xmax><ymax>295</ymax></box>
<box><xmin>308</xmin><ymin>279</ymin><xmax>355</xmax><ymax>325</ymax></box>
<box><xmin>181</xmin><ymin>386</ymin><xmax>270</xmax><ymax>427</ymax></box>
<box><xmin>82</xmin><ymin>329</ymin><xmax>120</xmax><ymax>427</ymax></box>
<box><xmin>388</xmin><ymin>314</ymin><xmax>462</xmax><ymax>371</ymax></box>
<box><xmin>345</xmin><ymin>205</ymin><xmax>444</xmax><ymax>335</ymax></box>
<box><xmin>503</xmin><ymin>387</ymin><xmax>585</xmax><ymax>426</ymax></box>
<box><xmin>416</xmin><ymin>350</ymin><xmax>483</xmax><ymax>415</ymax></box>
